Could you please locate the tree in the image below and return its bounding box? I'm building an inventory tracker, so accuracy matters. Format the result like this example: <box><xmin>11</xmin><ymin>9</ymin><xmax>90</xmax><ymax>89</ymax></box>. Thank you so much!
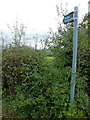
<box><xmin>7</xmin><ymin>21</ymin><xmax>27</xmax><ymax>47</ymax></box>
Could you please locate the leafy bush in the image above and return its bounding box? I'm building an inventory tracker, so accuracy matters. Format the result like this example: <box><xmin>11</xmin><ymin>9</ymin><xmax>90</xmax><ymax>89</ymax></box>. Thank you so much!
<box><xmin>2</xmin><ymin>46</ymin><xmax>46</xmax><ymax>95</ymax></box>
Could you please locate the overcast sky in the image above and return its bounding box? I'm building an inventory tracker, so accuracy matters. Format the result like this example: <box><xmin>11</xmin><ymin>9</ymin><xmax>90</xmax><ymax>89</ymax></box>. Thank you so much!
<box><xmin>0</xmin><ymin>0</ymin><xmax>89</xmax><ymax>34</ymax></box>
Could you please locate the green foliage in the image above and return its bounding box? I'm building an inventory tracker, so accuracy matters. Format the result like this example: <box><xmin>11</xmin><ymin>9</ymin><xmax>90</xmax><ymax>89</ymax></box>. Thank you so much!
<box><xmin>2</xmin><ymin>46</ymin><xmax>46</xmax><ymax>95</ymax></box>
<box><xmin>2</xmin><ymin>14</ymin><xmax>90</xmax><ymax>119</ymax></box>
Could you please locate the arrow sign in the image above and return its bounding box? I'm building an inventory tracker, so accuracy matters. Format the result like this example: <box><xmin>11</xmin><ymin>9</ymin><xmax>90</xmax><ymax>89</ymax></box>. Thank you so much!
<box><xmin>63</xmin><ymin>12</ymin><xmax>74</xmax><ymax>24</ymax></box>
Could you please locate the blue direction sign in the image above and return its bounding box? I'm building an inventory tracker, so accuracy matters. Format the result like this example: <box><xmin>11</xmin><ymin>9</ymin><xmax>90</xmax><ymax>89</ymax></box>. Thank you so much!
<box><xmin>63</xmin><ymin>12</ymin><xmax>74</xmax><ymax>24</ymax></box>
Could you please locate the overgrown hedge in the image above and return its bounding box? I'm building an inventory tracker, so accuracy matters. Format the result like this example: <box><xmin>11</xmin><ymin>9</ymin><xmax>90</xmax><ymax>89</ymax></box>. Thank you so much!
<box><xmin>2</xmin><ymin>45</ymin><xmax>89</xmax><ymax>119</ymax></box>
